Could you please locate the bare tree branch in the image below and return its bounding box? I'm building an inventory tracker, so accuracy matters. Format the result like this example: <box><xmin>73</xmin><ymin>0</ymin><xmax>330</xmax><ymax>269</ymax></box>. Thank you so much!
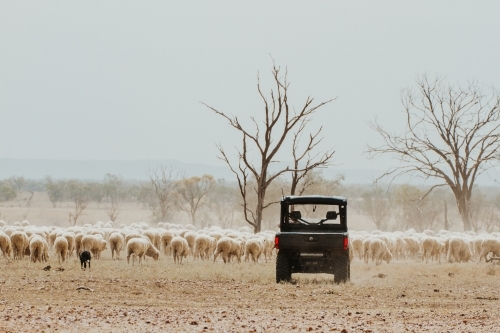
<box><xmin>366</xmin><ymin>76</ymin><xmax>500</xmax><ymax>230</ymax></box>
<box><xmin>204</xmin><ymin>64</ymin><xmax>335</xmax><ymax>232</ymax></box>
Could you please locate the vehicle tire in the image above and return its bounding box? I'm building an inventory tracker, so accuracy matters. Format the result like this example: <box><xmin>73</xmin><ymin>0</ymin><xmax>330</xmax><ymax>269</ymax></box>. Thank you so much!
<box><xmin>334</xmin><ymin>252</ymin><xmax>350</xmax><ymax>284</ymax></box>
<box><xmin>276</xmin><ymin>251</ymin><xmax>291</xmax><ymax>283</ymax></box>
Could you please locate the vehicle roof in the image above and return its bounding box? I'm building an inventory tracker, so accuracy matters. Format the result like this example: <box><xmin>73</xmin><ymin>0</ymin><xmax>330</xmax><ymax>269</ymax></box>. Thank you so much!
<box><xmin>281</xmin><ymin>195</ymin><xmax>347</xmax><ymax>205</ymax></box>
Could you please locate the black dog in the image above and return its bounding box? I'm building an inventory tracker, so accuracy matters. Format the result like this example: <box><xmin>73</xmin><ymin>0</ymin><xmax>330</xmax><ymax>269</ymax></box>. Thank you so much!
<box><xmin>80</xmin><ymin>251</ymin><xmax>91</xmax><ymax>270</ymax></box>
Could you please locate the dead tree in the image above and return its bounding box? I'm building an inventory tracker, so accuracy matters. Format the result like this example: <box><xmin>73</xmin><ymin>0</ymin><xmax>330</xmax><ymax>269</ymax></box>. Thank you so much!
<box><xmin>103</xmin><ymin>174</ymin><xmax>123</xmax><ymax>223</ymax></box>
<box><xmin>290</xmin><ymin>118</ymin><xmax>335</xmax><ymax>196</ymax></box>
<box><xmin>142</xmin><ymin>166</ymin><xmax>180</xmax><ymax>223</ymax></box>
<box><xmin>175</xmin><ymin>174</ymin><xmax>215</xmax><ymax>227</ymax></box>
<box><xmin>361</xmin><ymin>187</ymin><xmax>391</xmax><ymax>230</ymax></box>
<box><xmin>67</xmin><ymin>180</ymin><xmax>90</xmax><ymax>226</ymax></box>
<box><xmin>367</xmin><ymin>76</ymin><xmax>500</xmax><ymax>231</ymax></box>
<box><xmin>9</xmin><ymin>176</ymin><xmax>25</xmax><ymax>192</ymax></box>
<box><xmin>203</xmin><ymin>64</ymin><xmax>334</xmax><ymax>233</ymax></box>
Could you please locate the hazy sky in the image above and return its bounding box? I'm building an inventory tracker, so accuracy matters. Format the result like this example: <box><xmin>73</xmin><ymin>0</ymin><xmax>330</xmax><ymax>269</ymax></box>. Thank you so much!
<box><xmin>1</xmin><ymin>2</ymin><xmax>500</xmax><ymax>172</ymax></box>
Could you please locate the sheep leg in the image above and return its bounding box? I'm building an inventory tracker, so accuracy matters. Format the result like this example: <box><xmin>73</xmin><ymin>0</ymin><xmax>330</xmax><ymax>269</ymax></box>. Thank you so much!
<box><xmin>213</xmin><ymin>251</ymin><xmax>219</xmax><ymax>263</ymax></box>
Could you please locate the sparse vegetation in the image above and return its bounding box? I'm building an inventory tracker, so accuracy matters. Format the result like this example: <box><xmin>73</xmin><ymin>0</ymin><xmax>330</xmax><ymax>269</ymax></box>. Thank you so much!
<box><xmin>1</xmin><ymin>173</ymin><xmax>500</xmax><ymax>232</ymax></box>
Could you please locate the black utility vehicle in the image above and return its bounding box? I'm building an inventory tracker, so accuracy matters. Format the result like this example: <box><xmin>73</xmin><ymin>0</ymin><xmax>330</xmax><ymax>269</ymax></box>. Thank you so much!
<box><xmin>274</xmin><ymin>195</ymin><xmax>350</xmax><ymax>283</ymax></box>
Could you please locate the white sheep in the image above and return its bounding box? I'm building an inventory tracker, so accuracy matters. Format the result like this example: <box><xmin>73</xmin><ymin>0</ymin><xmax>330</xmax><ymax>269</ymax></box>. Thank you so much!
<box><xmin>81</xmin><ymin>234</ymin><xmax>107</xmax><ymax>260</ymax></box>
<box><xmin>244</xmin><ymin>238</ymin><xmax>263</xmax><ymax>263</ymax></box>
<box><xmin>125</xmin><ymin>233</ymin><xmax>144</xmax><ymax>245</ymax></box>
<box><xmin>193</xmin><ymin>234</ymin><xmax>213</xmax><ymax>260</ymax></box>
<box><xmin>362</xmin><ymin>237</ymin><xmax>374</xmax><ymax>263</ymax></box>
<box><xmin>392</xmin><ymin>235</ymin><xmax>407</xmax><ymax>260</ymax></box>
<box><xmin>109</xmin><ymin>232</ymin><xmax>125</xmax><ymax>260</ymax></box>
<box><xmin>89</xmin><ymin>229</ymin><xmax>106</xmax><ymax>238</ymax></box>
<box><xmin>75</xmin><ymin>233</ymin><xmax>85</xmax><ymax>255</ymax></box>
<box><xmin>54</xmin><ymin>236</ymin><xmax>69</xmax><ymax>264</ymax></box>
<box><xmin>185</xmin><ymin>224</ymin><xmax>196</xmax><ymax>231</ymax></box>
<box><xmin>126</xmin><ymin>238</ymin><xmax>159</xmax><ymax>265</ymax></box>
<box><xmin>41</xmin><ymin>238</ymin><xmax>50</xmax><ymax>262</ymax></box>
<box><xmin>368</xmin><ymin>238</ymin><xmax>392</xmax><ymax>265</ymax></box>
<box><xmin>471</xmin><ymin>236</ymin><xmax>486</xmax><ymax>261</ymax></box>
<box><xmin>62</xmin><ymin>232</ymin><xmax>76</xmax><ymax>258</ymax></box>
<box><xmin>0</xmin><ymin>231</ymin><xmax>13</xmax><ymax>258</ymax></box>
<box><xmin>446</xmin><ymin>236</ymin><xmax>472</xmax><ymax>263</ymax></box>
<box><xmin>422</xmin><ymin>229</ymin><xmax>435</xmax><ymax>236</ymax></box>
<box><xmin>160</xmin><ymin>231</ymin><xmax>176</xmax><ymax>255</ymax></box>
<box><xmin>350</xmin><ymin>235</ymin><xmax>365</xmax><ymax>260</ymax></box>
<box><xmin>402</xmin><ymin>236</ymin><xmax>420</xmax><ymax>259</ymax></box>
<box><xmin>479</xmin><ymin>238</ymin><xmax>500</xmax><ymax>262</ymax></box>
<box><xmin>420</xmin><ymin>236</ymin><xmax>444</xmax><ymax>264</ymax></box>
<box><xmin>10</xmin><ymin>231</ymin><xmax>29</xmax><ymax>260</ymax></box>
<box><xmin>238</xmin><ymin>226</ymin><xmax>253</xmax><ymax>233</ymax></box>
<box><xmin>48</xmin><ymin>229</ymin><xmax>60</xmax><ymax>252</ymax></box>
<box><xmin>183</xmin><ymin>231</ymin><xmax>198</xmax><ymax>257</ymax></box>
<box><xmin>142</xmin><ymin>230</ymin><xmax>161</xmax><ymax>251</ymax></box>
<box><xmin>29</xmin><ymin>235</ymin><xmax>45</xmax><ymax>263</ymax></box>
<box><xmin>213</xmin><ymin>237</ymin><xmax>243</xmax><ymax>264</ymax></box>
<box><xmin>171</xmin><ymin>236</ymin><xmax>189</xmax><ymax>264</ymax></box>
<box><xmin>259</xmin><ymin>234</ymin><xmax>275</xmax><ymax>262</ymax></box>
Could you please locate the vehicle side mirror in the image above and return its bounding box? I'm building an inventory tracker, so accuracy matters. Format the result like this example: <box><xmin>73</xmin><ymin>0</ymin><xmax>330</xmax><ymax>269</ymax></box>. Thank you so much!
<box><xmin>289</xmin><ymin>211</ymin><xmax>301</xmax><ymax>220</ymax></box>
<box><xmin>326</xmin><ymin>211</ymin><xmax>337</xmax><ymax>220</ymax></box>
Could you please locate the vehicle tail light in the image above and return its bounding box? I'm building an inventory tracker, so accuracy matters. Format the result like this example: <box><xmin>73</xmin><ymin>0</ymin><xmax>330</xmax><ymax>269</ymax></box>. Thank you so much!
<box><xmin>274</xmin><ymin>235</ymin><xmax>279</xmax><ymax>249</ymax></box>
<box><xmin>343</xmin><ymin>236</ymin><xmax>349</xmax><ymax>250</ymax></box>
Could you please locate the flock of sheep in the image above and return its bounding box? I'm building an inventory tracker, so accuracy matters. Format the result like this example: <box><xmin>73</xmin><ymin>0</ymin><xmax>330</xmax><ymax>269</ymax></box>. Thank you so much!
<box><xmin>1</xmin><ymin>219</ymin><xmax>500</xmax><ymax>269</ymax></box>
<box><xmin>350</xmin><ymin>229</ymin><xmax>500</xmax><ymax>265</ymax></box>
<box><xmin>0</xmin><ymin>220</ymin><xmax>276</xmax><ymax>267</ymax></box>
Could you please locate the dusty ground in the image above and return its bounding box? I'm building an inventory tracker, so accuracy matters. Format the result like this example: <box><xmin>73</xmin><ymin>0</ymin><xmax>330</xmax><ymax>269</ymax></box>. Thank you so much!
<box><xmin>1</xmin><ymin>256</ymin><xmax>499</xmax><ymax>333</ymax></box>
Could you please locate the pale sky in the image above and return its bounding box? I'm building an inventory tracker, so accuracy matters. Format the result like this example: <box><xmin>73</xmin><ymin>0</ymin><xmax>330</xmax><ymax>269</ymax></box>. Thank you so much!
<box><xmin>1</xmin><ymin>2</ymin><xmax>500</xmax><ymax>174</ymax></box>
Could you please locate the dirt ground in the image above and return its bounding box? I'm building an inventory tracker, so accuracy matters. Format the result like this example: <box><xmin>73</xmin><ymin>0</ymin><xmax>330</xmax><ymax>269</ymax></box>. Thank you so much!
<box><xmin>1</xmin><ymin>256</ymin><xmax>499</xmax><ymax>333</ymax></box>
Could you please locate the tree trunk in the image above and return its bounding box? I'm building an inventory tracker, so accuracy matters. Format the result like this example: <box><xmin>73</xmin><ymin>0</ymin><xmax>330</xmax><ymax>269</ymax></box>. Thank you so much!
<box><xmin>290</xmin><ymin>177</ymin><xmax>297</xmax><ymax>196</ymax></box>
<box><xmin>456</xmin><ymin>194</ymin><xmax>472</xmax><ymax>231</ymax></box>
<box><xmin>191</xmin><ymin>210</ymin><xmax>196</xmax><ymax>227</ymax></box>
<box><xmin>254</xmin><ymin>177</ymin><xmax>267</xmax><ymax>233</ymax></box>
<box><xmin>255</xmin><ymin>192</ymin><xmax>264</xmax><ymax>234</ymax></box>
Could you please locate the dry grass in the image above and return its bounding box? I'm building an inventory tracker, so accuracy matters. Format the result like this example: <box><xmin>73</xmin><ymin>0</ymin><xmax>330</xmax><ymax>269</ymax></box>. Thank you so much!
<box><xmin>1</xmin><ymin>254</ymin><xmax>500</xmax><ymax>332</ymax></box>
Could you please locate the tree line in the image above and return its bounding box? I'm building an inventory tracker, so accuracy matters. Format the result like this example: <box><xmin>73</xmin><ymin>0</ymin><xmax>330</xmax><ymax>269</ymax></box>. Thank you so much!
<box><xmin>1</xmin><ymin>172</ymin><xmax>500</xmax><ymax>233</ymax></box>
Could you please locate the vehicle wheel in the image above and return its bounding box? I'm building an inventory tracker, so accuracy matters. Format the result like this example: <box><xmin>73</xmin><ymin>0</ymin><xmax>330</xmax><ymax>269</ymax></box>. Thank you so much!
<box><xmin>334</xmin><ymin>252</ymin><xmax>350</xmax><ymax>284</ymax></box>
<box><xmin>276</xmin><ymin>251</ymin><xmax>291</xmax><ymax>283</ymax></box>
